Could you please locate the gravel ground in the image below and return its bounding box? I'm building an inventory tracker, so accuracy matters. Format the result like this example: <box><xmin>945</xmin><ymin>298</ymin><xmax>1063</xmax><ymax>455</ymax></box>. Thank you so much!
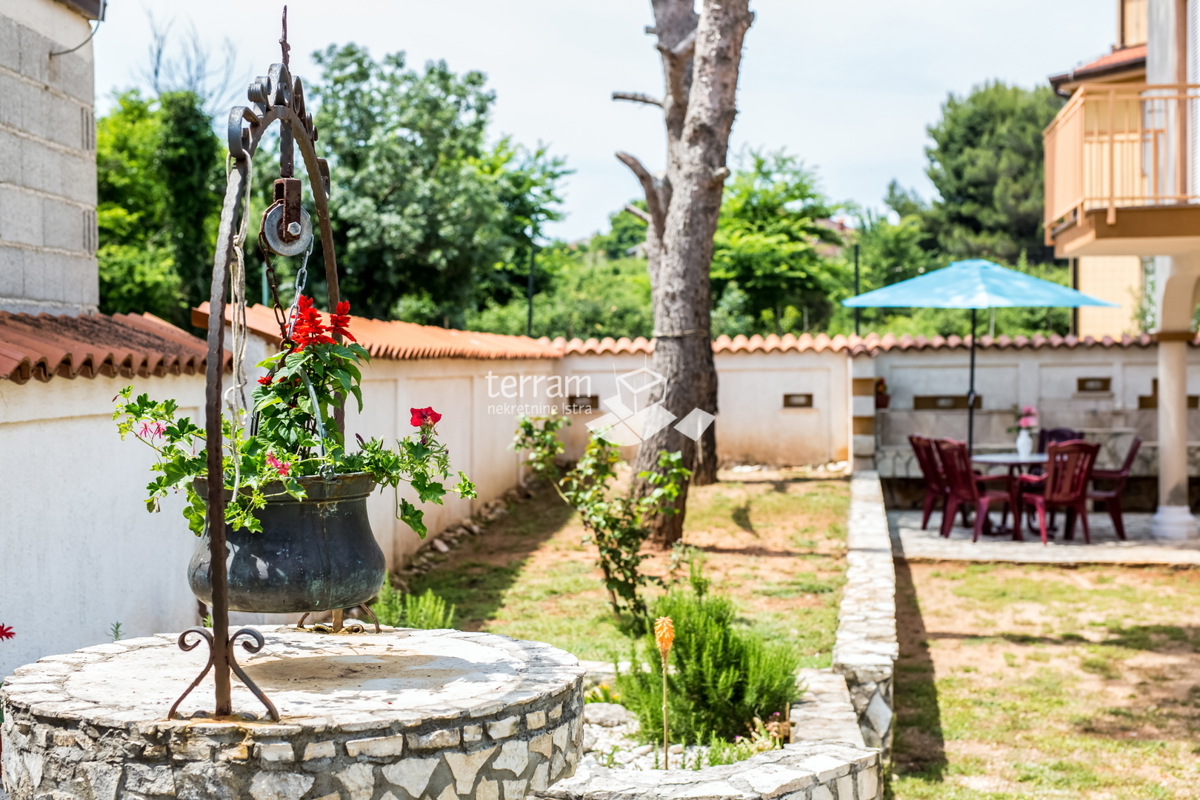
<box><xmin>581</xmin><ymin>703</ymin><xmax>709</xmax><ymax>771</ymax></box>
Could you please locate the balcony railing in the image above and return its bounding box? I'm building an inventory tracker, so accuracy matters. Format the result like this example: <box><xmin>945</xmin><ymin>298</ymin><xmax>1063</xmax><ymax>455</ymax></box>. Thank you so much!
<box><xmin>1043</xmin><ymin>83</ymin><xmax>1200</xmax><ymax>239</ymax></box>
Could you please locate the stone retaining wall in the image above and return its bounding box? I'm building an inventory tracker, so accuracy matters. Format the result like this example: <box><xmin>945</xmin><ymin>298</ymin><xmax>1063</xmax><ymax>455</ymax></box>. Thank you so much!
<box><xmin>832</xmin><ymin>471</ymin><xmax>899</xmax><ymax>757</ymax></box>
<box><xmin>537</xmin><ymin>742</ymin><xmax>880</xmax><ymax>800</ymax></box>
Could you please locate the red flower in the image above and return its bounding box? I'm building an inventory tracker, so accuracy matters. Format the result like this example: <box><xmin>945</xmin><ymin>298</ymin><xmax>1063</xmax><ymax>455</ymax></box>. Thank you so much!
<box><xmin>329</xmin><ymin>300</ymin><xmax>356</xmax><ymax>343</ymax></box>
<box><xmin>257</xmin><ymin>376</ymin><xmax>272</xmax><ymax>386</ymax></box>
<box><xmin>410</xmin><ymin>407</ymin><xmax>442</xmax><ymax>428</ymax></box>
<box><xmin>0</xmin><ymin>624</ymin><xmax>14</xmax><ymax>640</ymax></box>
<box><xmin>292</xmin><ymin>295</ymin><xmax>334</xmax><ymax>350</ymax></box>
<box><xmin>265</xmin><ymin>453</ymin><xmax>291</xmax><ymax>477</ymax></box>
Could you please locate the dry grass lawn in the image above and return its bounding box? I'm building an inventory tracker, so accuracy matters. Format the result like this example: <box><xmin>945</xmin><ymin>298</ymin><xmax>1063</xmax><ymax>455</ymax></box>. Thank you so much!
<box><xmin>892</xmin><ymin>561</ymin><xmax>1200</xmax><ymax>799</ymax></box>
<box><xmin>408</xmin><ymin>470</ymin><xmax>849</xmax><ymax>665</ymax></box>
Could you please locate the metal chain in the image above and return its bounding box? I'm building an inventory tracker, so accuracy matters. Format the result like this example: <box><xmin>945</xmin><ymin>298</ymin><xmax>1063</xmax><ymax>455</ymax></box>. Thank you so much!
<box><xmin>285</xmin><ymin>240</ymin><xmax>313</xmax><ymax>341</ymax></box>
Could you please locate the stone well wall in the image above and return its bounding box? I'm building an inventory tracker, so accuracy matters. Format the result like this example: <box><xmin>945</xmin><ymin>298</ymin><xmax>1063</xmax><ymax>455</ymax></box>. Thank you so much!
<box><xmin>1</xmin><ymin>628</ymin><xmax>585</xmax><ymax>800</ymax></box>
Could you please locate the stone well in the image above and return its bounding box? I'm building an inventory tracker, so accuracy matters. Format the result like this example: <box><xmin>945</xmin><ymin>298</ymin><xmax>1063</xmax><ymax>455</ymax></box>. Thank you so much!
<box><xmin>0</xmin><ymin>627</ymin><xmax>584</xmax><ymax>800</ymax></box>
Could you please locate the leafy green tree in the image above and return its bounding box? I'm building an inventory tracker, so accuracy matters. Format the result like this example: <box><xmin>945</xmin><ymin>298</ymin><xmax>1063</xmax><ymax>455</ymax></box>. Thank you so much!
<box><xmin>156</xmin><ymin>91</ymin><xmax>222</xmax><ymax>311</ymax></box>
<box><xmin>96</xmin><ymin>91</ymin><xmax>184</xmax><ymax>324</ymax></box>
<box><xmin>310</xmin><ymin>44</ymin><xmax>567</xmax><ymax>324</ymax></box>
<box><xmin>922</xmin><ymin>81</ymin><xmax>1063</xmax><ymax>264</ymax></box>
<box><xmin>467</xmin><ymin>248</ymin><xmax>652</xmax><ymax>340</ymax></box>
<box><xmin>591</xmin><ymin>201</ymin><xmax>648</xmax><ymax>260</ymax></box>
<box><xmin>710</xmin><ymin>150</ymin><xmax>844</xmax><ymax>334</ymax></box>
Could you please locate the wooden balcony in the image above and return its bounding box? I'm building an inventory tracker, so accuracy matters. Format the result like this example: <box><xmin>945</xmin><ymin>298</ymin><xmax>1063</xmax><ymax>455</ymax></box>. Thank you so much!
<box><xmin>1044</xmin><ymin>83</ymin><xmax>1200</xmax><ymax>257</ymax></box>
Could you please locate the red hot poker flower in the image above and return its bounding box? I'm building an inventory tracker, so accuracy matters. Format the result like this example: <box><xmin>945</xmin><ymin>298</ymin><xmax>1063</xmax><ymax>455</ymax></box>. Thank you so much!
<box><xmin>410</xmin><ymin>407</ymin><xmax>442</xmax><ymax>428</ymax></box>
<box><xmin>0</xmin><ymin>624</ymin><xmax>14</xmax><ymax>640</ymax></box>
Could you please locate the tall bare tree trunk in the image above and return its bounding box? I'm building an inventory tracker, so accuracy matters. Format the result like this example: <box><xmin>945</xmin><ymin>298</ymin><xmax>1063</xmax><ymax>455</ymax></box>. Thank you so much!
<box><xmin>614</xmin><ymin>0</ymin><xmax>752</xmax><ymax>544</ymax></box>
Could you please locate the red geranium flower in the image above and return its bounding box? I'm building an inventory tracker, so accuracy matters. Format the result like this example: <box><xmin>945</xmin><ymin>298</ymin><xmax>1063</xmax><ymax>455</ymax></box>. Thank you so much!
<box><xmin>410</xmin><ymin>407</ymin><xmax>442</xmax><ymax>428</ymax></box>
<box><xmin>0</xmin><ymin>624</ymin><xmax>14</xmax><ymax>640</ymax></box>
<box><xmin>265</xmin><ymin>452</ymin><xmax>291</xmax><ymax>477</ymax></box>
<box><xmin>257</xmin><ymin>376</ymin><xmax>272</xmax><ymax>386</ymax></box>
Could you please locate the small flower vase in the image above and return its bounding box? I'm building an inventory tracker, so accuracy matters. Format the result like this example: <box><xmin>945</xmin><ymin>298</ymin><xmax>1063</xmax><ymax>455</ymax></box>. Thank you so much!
<box><xmin>1016</xmin><ymin>428</ymin><xmax>1033</xmax><ymax>458</ymax></box>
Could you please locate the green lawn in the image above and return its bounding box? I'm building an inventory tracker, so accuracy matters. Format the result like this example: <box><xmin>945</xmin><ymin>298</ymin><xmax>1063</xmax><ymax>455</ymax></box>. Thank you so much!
<box><xmin>408</xmin><ymin>474</ymin><xmax>849</xmax><ymax>665</ymax></box>
<box><xmin>891</xmin><ymin>561</ymin><xmax>1200</xmax><ymax>799</ymax></box>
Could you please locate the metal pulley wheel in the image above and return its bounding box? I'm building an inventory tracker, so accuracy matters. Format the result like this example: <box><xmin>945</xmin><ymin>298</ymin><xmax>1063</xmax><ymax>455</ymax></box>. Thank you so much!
<box><xmin>262</xmin><ymin>203</ymin><xmax>313</xmax><ymax>256</ymax></box>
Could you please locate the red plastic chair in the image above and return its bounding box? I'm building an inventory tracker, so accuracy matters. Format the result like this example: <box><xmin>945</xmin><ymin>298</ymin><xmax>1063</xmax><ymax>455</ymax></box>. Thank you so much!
<box><xmin>910</xmin><ymin>435</ymin><xmax>947</xmax><ymax>531</ymax></box>
<box><xmin>1019</xmin><ymin>441</ymin><xmax>1100</xmax><ymax>545</ymax></box>
<box><xmin>1088</xmin><ymin>436</ymin><xmax>1142</xmax><ymax>541</ymax></box>
<box><xmin>934</xmin><ymin>438</ymin><xmax>1017</xmax><ymax>542</ymax></box>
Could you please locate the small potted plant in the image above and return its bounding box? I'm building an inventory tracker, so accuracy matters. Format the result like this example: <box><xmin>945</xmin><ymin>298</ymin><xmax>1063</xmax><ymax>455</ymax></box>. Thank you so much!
<box><xmin>875</xmin><ymin>377</ymin><xmax>891</xmax><ymax>409</ymax></box>
<box><xmin>1007</xmin><ymin>405</ymin><xmax>1039</xmax><ymax>458</ymax></box>
<box><xmin>115</xmin><ymin>297</ymin><xmax>475</xmax><ymax>614</ymax></box>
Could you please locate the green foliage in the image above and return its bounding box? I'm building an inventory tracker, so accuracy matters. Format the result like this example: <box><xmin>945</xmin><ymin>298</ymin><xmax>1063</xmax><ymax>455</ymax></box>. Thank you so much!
<box><xmin>97</xmin><ymin>243</ymin><xmax>184</xmax><ymax>321</ymax></box>
<box><xmin>512</xmin><ymin>417</ymin><xmax>689</xmax><ymax>617</ymax></box>
<box><xmin>590</xmin><ymin>201</ymin><xmax>648</xmax><ymax>260</ymax></box>
<box><xmin>157</xmin><ymin>91</ymin><xmax>222</xmax><ymax>310</ymax></box>
<box><xmin>468</xmin><ymin>250</ymin><xmax>653</xmax><ymax>340</ymax></box>
<box><xmin>372</xmin><ymin>583</ymin><xmax>457</xmax><ymax>630</ymax></box>
<box><xmin>310</xmin><ymin>44</ymin><xmax>568</xmax><ymax>324</ymax></box>
<box><xmin>95</xmin><ymin>89</ymin><xmax>223</xmax><ymax>325</ymax></box>
<box><xmin>109</xmin><ymin>622</ymin><xmax>123</xmax><ymax>642</ymax></box>
<box><xmin>617</xmin><ymin>588</ymin><xmax>801</xmax><ymax>744</ymax></box>
<box><xmin>711</xmin><ymin>149</ymin><xmax>845</xmax><ymax>335</ymax></box>
<box><xmin>923</xmin><ymin>81</ymin><xmax>1063</xmax><ymax>265</ymax></box>
<box><xmin>114</xmin><ymin>309</ymin><xmax>475</xmax><ymax>536</ymax></box>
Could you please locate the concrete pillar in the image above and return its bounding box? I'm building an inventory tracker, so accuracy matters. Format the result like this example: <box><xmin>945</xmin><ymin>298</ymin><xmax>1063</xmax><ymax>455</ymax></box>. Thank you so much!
<box><xmin>1153</xmin><ymin>337</ymin><xmax>1196</xmax><ymax>538</ymax></box>
<box><xmin>850</xmin><ymin>355</ymin><xmax>877</xmax><ymax>473</ymax></box>
<box><xmin>1151</xmin><ymin>252</ymin><xmax>1200</xmax><ymax>539</ymax></box>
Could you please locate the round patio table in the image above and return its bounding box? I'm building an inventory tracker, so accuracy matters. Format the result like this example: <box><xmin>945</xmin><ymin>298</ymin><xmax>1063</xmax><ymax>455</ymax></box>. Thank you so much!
<box><xmin>971</xmin><ymin>453</ymin><xmax>1048</xmax><ymax>536</ymax></box>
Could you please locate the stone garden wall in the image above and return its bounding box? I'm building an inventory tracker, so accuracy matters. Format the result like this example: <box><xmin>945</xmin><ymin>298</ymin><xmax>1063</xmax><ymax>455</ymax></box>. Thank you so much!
<box><xmin>831</xmin><ymin>472</ymin><xmax>898</xmax><ymax>757</ymax></box>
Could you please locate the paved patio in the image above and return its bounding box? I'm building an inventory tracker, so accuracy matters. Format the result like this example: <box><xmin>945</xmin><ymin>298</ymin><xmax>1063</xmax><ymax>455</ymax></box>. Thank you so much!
<box><xmin>889</xmin><ymin>508</ymin><xmax>1200</xmax><ymax>565</ymax></box>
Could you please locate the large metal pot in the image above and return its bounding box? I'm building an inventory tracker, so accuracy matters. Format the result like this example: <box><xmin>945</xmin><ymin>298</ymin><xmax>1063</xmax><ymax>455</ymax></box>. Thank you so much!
<box><xmin>188</xmin><ymin>473</ymin><xmax>385</xmax><ymax>613</ymax></box>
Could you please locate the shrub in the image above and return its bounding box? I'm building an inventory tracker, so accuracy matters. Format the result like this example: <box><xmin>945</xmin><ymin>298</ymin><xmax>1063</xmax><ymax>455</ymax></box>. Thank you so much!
<box><xmin>372</xmin><ymin>583</ymin><xmax>457</xmax><ymax>630</ymax></box>
<box><xmin>617</xmin><ymin>589</ymin><xmax>801</xmax><ymax>744</ymax></box>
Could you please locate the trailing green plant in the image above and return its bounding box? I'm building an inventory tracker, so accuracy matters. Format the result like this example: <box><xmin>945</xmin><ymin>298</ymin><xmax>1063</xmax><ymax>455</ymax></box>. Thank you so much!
<box><xmin>371</xmin><ymin>582</ymin><xmax>457</xmax><ymax>630</ymax></box>
<box><xmin>616</xmin><ymin>588</ymin><xmax>801</xmax><ymax>744</ymax></box>
<box><xmin>115</xmin><ymin>299</ymin><xmax>475</xmax><ymax>536</ymax></box>
<box><xmin>513</xmin><ymin>416</ymin><xmax>689</xmax><ymax>617</ymax></box>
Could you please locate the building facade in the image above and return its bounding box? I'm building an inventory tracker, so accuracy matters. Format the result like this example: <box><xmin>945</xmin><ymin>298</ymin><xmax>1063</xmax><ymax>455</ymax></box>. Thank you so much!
<box><xmin>1043</xmin><ymin>0</ymin><xmax>1200</xmax><ymax>538</ymax></box>
<box><xmin>1</xmin><ymin>0</ymin><xmax>103</xmax><ymax>316</ymax></box>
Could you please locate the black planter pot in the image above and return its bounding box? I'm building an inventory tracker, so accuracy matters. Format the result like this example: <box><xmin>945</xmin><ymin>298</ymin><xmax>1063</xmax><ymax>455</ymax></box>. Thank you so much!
<box><xmin>189</xmin><ymin>473</ymin><xmax>385</xmax><ymax>614</ymax></box>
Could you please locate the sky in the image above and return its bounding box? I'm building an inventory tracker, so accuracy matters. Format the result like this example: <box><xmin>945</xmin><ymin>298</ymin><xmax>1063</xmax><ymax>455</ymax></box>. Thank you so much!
<box><xmin>93</xmin><ymin>1</ymin><xmax>1115</xmax><ymax>243</ymax></box>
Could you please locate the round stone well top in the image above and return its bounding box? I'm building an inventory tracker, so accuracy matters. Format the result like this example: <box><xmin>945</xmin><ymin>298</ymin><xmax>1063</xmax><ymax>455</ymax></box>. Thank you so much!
<box><xmin>0</xmin><ymin>627</ymin><xmax>585</xmax><ymax>800</ymax></box>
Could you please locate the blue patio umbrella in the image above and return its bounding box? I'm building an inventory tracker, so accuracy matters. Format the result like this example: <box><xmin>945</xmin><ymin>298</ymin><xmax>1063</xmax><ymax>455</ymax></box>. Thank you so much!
<box><xmin>843</xmin><ymin>259</ymin><xmax>1117</xmax><ymax>452</ymax></box>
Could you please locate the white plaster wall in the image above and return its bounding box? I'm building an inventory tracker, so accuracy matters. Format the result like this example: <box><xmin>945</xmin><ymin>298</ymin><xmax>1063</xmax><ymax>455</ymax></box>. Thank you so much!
<box><xmin>0</xmin><ymin>374</ymin><xmax>206</xmax><ymax>679</ymax></box>
<box><xmin>557</xmin><ymin>350</ymin><xmax>851</xmax><ymax>468</ymax></box>
<box><xmin>869</xmin><ymin>345</ymin><xmax>1200</xmax><ymax>454</ymax></box>
<box><xmin>342</xmin><ymin>357</ymin><xmax>559</xmax><ymax>568</ymax></box>
<box><xmin>715</xmin><ymin>350</ymin><xmax>849</xmax><ymax>466</ymax></box>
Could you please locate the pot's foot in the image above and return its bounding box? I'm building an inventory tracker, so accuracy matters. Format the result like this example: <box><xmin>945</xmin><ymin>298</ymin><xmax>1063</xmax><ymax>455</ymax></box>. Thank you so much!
<box><xmin>295</xmin><ymin>606</ymin><xmax>380</xmax><ymax>634</ymax></box>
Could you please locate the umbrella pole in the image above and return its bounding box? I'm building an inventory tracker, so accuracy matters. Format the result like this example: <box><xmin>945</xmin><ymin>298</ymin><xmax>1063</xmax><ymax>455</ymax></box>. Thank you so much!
<box><xmin>968</xmin><ymin>308</ymin><xmax>977</xmax><ymax>454</ymax></box>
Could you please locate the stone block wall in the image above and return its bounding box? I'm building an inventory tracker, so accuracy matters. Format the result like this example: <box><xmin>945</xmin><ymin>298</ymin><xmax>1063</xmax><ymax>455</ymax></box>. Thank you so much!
<box><xmin>0</xmin><ymin>2</ymin><xmax>99</xmax><ymax>316</ymax></box>
<box><xmin>832</xmin><ymin>472</ymin><xmax>898</xmax><ymax>757</ymax></box>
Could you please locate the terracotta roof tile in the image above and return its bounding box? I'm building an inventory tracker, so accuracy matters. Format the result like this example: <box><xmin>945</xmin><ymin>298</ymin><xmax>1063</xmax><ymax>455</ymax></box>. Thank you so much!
<box><xmin>557</xmin><ymin>330</ymin><xmax>1174</xmax><ymax>356</ymax></box>
<box><xmin>194</xmin><ymin>304</ymin><xmax>562</xmax><ymax>361</ymax></box>
<box><xmin>0</xmin><ymin>311</ymin><xmax>217</xmax><ymax>385</ymax></box>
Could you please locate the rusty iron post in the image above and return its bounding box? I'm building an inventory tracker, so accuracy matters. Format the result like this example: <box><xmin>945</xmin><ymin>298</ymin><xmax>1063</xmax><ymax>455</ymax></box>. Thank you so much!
<box><xmin>170</xmin><ymin>5</ymin><xmax>348</xmax><ymax>719</ymax></box>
